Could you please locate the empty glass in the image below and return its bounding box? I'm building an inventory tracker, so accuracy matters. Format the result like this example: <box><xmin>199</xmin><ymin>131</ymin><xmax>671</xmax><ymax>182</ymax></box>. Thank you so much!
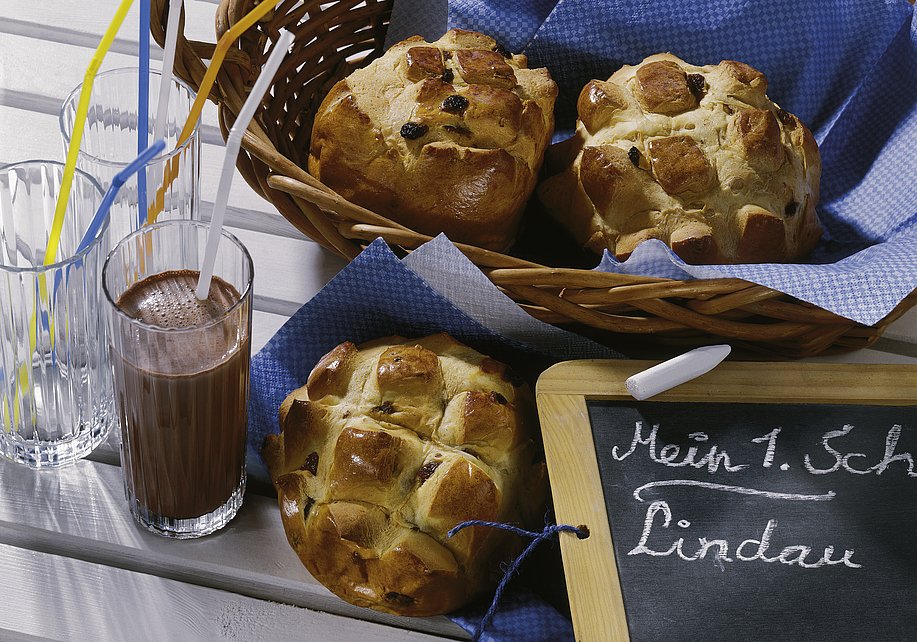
<box><xmin>59</xmin><ymin>67</ymin><xmax>201</xmax><ymax>246</ymax></box>
<box><xmin>0</xmin><ymin>160</ymin><xmax>112</xmax><ymax>467</ymax></box>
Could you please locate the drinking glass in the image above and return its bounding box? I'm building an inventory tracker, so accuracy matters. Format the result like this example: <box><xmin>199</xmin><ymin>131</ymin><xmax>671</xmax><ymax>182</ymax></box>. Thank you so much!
<box><xmin>0</xmin><ymin>160</ymin><xmax>112</xmax><ymax>467</ymax></box>
<box><xmin>59</xmin><ymin>67</ymin><xmax>201</xmax><ymax>246</ymax></box>
<box><xmin>103</xmin><ymin>220</ymin><xmax>253</xmax><ymax>538</ymax></box>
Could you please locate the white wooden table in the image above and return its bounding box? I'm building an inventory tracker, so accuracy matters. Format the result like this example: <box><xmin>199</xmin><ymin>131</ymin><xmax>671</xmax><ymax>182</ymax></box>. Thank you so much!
<box><xmin>0</xmin><ymin>2</ymin><xmax>915</xmax><ymax>640</ymax></box>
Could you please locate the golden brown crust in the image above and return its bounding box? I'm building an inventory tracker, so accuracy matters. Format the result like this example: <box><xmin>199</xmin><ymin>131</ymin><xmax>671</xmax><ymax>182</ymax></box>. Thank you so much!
<box><xmin>647</xmin><ymin>135</ymin><xmax>714</xmax><ymax>195</ymax></box>
<box><xmin>634</xmin><ymin>60</ymin><xmax>698</xmax><ymax>115</ymax></box>
<box><xmin>538</xmin><ymin>52</ymin><xmax>823</xmax><ymax>264</ymax></box>
<box><xmin>263</xmin><ymin>334</ymin><xmax>545</xmax><ymax>617</ymax></box>
<box><xmin>308</xmin><ymin>29</ymin><xmax>557</xmax><ymax>252</ymax></box>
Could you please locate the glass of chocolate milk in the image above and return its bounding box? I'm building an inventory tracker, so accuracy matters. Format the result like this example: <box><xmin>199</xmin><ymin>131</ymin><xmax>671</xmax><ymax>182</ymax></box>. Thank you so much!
<box><xmin>102</xmin><ymin>220</ymin><xmax>252</xmax><ymax>538</ymax></box>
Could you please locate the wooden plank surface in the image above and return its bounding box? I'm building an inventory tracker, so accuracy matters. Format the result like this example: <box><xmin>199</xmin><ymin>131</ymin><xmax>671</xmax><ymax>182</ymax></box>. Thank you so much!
<box><xmin>0</xmin><ymin>542</ymin><xmax>440</xmax><ymax>641</ymax></box>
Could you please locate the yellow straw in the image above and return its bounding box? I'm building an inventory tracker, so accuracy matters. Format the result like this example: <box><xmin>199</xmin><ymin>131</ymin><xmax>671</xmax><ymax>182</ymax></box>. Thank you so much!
<box><xmin>48</xmin><ymin>0</ymin><xmax>135</xmax><ymax>266</ymax></box>
<box><xmin>10</xmin><ymin>0</ymin><xmax>134</xmax><ymax>427</ymax></box>
<box><xmin>147</xmin><ymin>0</ymin><xmax>285</xmax><ymax>224</ymax></box>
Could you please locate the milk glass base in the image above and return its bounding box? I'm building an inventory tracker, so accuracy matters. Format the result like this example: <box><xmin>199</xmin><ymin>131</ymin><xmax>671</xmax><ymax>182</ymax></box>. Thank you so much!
<box><xmin>127</xmin><ymin>472</ymin><xmax>246</xmax><ymax>539</ymax></box>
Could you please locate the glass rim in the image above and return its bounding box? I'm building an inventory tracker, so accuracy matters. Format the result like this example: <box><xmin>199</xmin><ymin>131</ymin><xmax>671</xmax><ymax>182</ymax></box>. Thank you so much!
<box><xmin>58</xmin><ymin>66</ymin><xmax>202</xmax><ymax>169</ymax></box>
<box><xmin>0</xmin><ymin>160</ymin><xmax>109</xmax><ymax>274</ymax></box>
<box><xmin>102</xmin><ymin>220</ymin><xmax>254</xmax><ymax>335</ymax></box>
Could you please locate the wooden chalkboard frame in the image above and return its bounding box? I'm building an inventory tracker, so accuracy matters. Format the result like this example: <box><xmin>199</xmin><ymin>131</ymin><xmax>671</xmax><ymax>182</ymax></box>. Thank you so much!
<box><xmin>535</xmin><ymin>361</ymin><xmax>917</xmax><ymax>642</ymax></box>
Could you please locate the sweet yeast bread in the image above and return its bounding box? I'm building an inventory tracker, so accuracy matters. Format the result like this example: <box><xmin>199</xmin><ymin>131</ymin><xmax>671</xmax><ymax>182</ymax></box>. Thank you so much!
<box><xmin>539</xmin><ymin>53</ymin><xmax>822</xmax><ymax>264</ymax></box>
<box><xmin>263</xmin><ymin>334</ymin><xmax>546</xmax><ymax>616</ymax></box>
<box><xmin>308</xmin><ymin>29</ymin><xmax>557</xmax><ymax>252</ymax></box>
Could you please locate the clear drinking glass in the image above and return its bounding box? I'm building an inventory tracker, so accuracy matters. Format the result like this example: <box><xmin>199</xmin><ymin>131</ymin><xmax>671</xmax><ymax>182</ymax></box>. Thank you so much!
<box><xmin>103</xmin><ymin>220</ymin><xmax>253</xmax><ymax>538</ymax></box>
<box><xmin>59</xmin><ymin>67</ymin><xmax>201</xmax><ymax>246</ymax></box>
<box><xmin>0</xmin><ymin>160</ymin><xmax>112</xmax><ymax>467</ymax></box>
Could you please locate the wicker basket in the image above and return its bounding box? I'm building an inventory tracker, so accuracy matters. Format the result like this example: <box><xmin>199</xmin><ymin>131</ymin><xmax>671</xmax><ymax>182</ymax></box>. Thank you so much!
<box><xmin>151</xmin><ymin>0</ymin><xmax>916</xmax><ymax>358</ymax></box>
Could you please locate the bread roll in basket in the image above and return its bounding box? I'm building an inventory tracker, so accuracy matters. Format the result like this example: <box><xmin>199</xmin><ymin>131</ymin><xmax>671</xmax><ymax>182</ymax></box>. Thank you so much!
<box><xmin>150</xmin><ymin>0</ymin><xmax>916</xmax><ymax>358</ymax></box>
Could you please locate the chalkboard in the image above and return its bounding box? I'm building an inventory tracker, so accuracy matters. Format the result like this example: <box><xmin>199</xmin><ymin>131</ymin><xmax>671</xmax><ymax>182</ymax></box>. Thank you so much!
<box><xmin>536</xmin><ymin>361</ymin><xmax>917</xmax><ymax>642</ymax></box>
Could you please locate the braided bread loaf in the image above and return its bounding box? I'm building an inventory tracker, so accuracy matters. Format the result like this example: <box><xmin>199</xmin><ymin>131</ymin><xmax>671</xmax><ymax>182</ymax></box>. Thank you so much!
<box><xmin>539</xmin><ymin>53</ymin><xmax>822</xmax><ymax>264</ymax></box>
<box><xmin>262</xmin><ymin>334</ymin><xmax>547</xmax><ymax>616</ymax></box>
<box><xmin>308</xmin><ymin>29</ymin><xmax>557</xmax><ymax>252</ymax></box>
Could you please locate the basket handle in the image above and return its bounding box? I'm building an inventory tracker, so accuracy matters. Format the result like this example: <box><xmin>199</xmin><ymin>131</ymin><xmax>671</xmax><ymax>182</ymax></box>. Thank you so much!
<box><xmin>150</xmin><ymin>0</ymin><xmax>252</xmax><ymax>103</ymax></box>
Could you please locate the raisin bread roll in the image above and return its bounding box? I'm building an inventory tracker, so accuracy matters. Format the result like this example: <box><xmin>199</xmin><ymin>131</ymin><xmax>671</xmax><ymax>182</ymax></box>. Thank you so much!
<box><xmin>538</xmin><ymin>53</ymin><xmax>822</xmax><ymax>264</ymax></box>
<box><xmin>262</xmin><ymin>334</ymin><xmax>547</xmax><ymax>616</ymax></box>
<box><xmin>308</xmin><ymin>29</ymin><xmax>557</xmax><ymax>252</ymax></box>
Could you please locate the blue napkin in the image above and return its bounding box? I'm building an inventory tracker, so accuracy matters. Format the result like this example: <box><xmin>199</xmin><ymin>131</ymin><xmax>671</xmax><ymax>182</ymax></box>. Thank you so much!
<box><xmin>387</xmin><ymin>0</ymin><xmax>917</xmax><ymax>325</ymax></box>
<box><xmin>247</xmin><ymin>238</ymin><xmax>614</xmax><ymax>640</ymax></box>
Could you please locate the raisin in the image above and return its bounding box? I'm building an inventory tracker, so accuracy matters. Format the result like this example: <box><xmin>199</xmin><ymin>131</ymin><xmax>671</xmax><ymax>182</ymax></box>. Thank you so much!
<box><xmin>686</xmin><ymin>73</ymin><xmax>705</xmax><ymax>97</ymax></box>
<box><xmin>300</xmin><ymin>451</ymin><xmax>319</xmax><ymax>475</ymax></box>
<box><xmin>400</xmin><ymin>122</ymin><xmax>428</xmax><ymax>139</ymax></box>
<box><xmin>441</xmin><ymin>94</ymin><xmax>469</xmax><ymax>113</ymax></box>
<box><xmin>490</xmin><ymin>391</ymin><xmax>508</xmax><ymax>405</ymax></box>
<box><xmin>441</xmin><ymin>68</ymin><xmax>454</xmax><ymax>83</ymax></box>
<box><xmin>393</xmin><ymin>356</ymin><xmax>402</xmax><ymax>363</ymax></box>
<box><xmin>493</xmin><ymin>42</ymin><xmax>512</xmax><ymax>58</ymax></box>
<box><xmin>373</xmin><ymin>400</ymin><xmax>396</xmax><ymax>415</ymax></box>
<box><xmin>784</xmin><ymin>201</ymin><xmax>798</xmax><ymax>217</ymax></box>
<box><xmin>776</xmin><ymin>108</ymin><xmax>796</xmax><ymax>128</ymax></box>
<box><xmin>628</xmin><ymin>146</ymin><xmax>641</xmax><ymax>167</ymax></box>
<box><xmin>302</xmin><ymin>497</ymin><xmax>314</xmax><ymax>518</ymax></box>
<box><xmin>417</xmin><ymin>461</ymin><xmax>440</xmax><ymax>484</ymax></box>
<box><xmin>384</xmin><ymin>592</ymin><xmax>415</xmax><ymax>606</ymax></box>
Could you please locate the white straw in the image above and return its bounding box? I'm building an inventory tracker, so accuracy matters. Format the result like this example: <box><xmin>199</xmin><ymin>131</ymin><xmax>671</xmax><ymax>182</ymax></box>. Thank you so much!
<box><xmin>195</xmin><ymin>29</ymin><xmax>294</xmax><ymax>300</ymax></box>
<box><xmin>152</xmin><ymin>0</ymin><xmax>183</xmax><ymax>144</ymax></box>
<box><xmin>625</xmin><ymin>344</ymin><xmax>732</xmax><ymax>401</ymax></box>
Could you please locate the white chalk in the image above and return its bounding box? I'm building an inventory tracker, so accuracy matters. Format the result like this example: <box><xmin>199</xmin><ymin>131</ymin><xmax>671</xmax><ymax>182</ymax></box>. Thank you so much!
<box><xmin>625</xmin><ymin>344</ymin><xmax>731</xmax><ymax>401</ymax></box>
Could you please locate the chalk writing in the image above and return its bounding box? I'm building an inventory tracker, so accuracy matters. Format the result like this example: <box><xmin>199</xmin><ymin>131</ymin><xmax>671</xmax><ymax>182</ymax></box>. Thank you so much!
<box><xmin>628</xmin><ymin>500</ymin><xmax>861</xmax><ymax>569</ymax></box>
<box><xmin>612</xmin><ymin>422</ymin><xmax>747</xmax><ymax>473</ymax></box>
<box><xmin>633</xmin><ymin>480</ymin><xmax>836</xmax><ymax>503</ymax></box>
<box><xmin>804</xmin><ymin>424</ymin><xmax>917</xmax><ymax>477</ymax></box>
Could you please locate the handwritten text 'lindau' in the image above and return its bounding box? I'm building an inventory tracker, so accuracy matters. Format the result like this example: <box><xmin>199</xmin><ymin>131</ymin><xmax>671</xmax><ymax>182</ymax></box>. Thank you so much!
<box><xmin>628</xmin><ymin>499</ymin><xmax>861</xmax><ymax>570</ymax></box>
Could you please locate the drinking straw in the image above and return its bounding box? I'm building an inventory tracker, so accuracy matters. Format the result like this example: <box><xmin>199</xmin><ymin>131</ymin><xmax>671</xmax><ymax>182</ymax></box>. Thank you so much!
<box><xmin>12</xmin><ymin>142</ymin><xmax>167</xmax><ymax>428</ymax></box>
<box><xmin>146</xmin><ymin>0</ymin><xmax>285</xmax><ymax>225</ymax></box>
<box><xmin>17</xmin><ymin>0</ymin><xmax>134</xmax><ymax>420</ymax></box>
<box><xmin>77</xmin><ymin>140</ymin><xmax>167</xmax><ymax>255</ymax></box>
<box><xmin>195</xmin><ymin>29</ymin><xmax>295</xmax><ymax>300</ymax></box>
<box><xmin>137</xmin><ymin>0</ymin><xmax>151</xmax><ymax>226</ymax></box>
<box><xmin>151</xmin><ymin>0</ymin><xmax>183</xmax><ymax>154</ymax></box>
<box><xmin>47</xmin><ymin>0</ymin><xmax>135</xmax><ymax>267</ymax></box>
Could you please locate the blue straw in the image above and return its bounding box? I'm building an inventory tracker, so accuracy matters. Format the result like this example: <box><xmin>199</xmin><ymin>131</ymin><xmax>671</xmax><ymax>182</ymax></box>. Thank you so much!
<box><xmin>77</xmin><ymin>139</ymin><xmax>166</xmax><ymax>255</ymax></box>
<box><xmin>137</xmin><ymin>0</ymin><xmax>151</xmax><ymax>226</ymax></box>
<box><xmin>48</xmin><ymin>139</ymin><xmax>165</xmax><ymax>334</ymax></box>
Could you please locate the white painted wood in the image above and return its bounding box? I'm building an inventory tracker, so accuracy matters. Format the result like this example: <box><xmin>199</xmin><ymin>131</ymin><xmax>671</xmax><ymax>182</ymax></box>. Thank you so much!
<box><xmin>1</xmin><ymin>0</ymin><xmax>222</xmax><ymax>48</ymax></box>
<box><xmin>0</xmin><ymin>542</ymin><xmax>443</xmax><ymax>641</ymax></box>
<box><xmin>0</xmin><ymin>102</ymin><xmax>276</xmax><ymax>224</ymax></box>
<box><xmin>884</xmin><ymin>306</ymin><xmax>917</xmax><ymax>344</ymax></box>
<box><xmin>802</xmin><ymin>348</ymin><xmax>917</xmax><ymax>365</ymax></box>
<box><xmin>253</xmin><ymin>309</ymin><xmax>289</xmax><ymax>352</ymax></box>
<box><xmin>0</xmin><ymin>457</ymin><xmax>467</xmax><ymax>639</ymax></box>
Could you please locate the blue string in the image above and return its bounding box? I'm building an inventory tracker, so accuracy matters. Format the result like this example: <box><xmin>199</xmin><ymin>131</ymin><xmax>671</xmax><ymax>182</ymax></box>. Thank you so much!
<box><xmin>448</xmin><ymin>519</ymin><xmax>588</xmax><ymax>641</ymax></box>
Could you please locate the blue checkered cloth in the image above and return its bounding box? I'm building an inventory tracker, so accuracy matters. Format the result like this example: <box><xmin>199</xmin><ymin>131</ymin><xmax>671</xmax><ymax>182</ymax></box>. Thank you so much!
<box><xmin>248</xmin><ymin>239</ymin><xmax>614</xmax><ymax>640</ymax></box>
<box><xmin>388</xmin><ymin>0</ymin><xmax>917</xmax><ymax>325</ymax></box>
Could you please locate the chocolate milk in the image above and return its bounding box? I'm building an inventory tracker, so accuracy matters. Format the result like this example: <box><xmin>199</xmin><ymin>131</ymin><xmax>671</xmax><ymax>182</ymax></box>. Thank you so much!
<box><xmin>112</xmin><ymin>270</ymin><xmax>250</xmax><ymax>520</ymax></box>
